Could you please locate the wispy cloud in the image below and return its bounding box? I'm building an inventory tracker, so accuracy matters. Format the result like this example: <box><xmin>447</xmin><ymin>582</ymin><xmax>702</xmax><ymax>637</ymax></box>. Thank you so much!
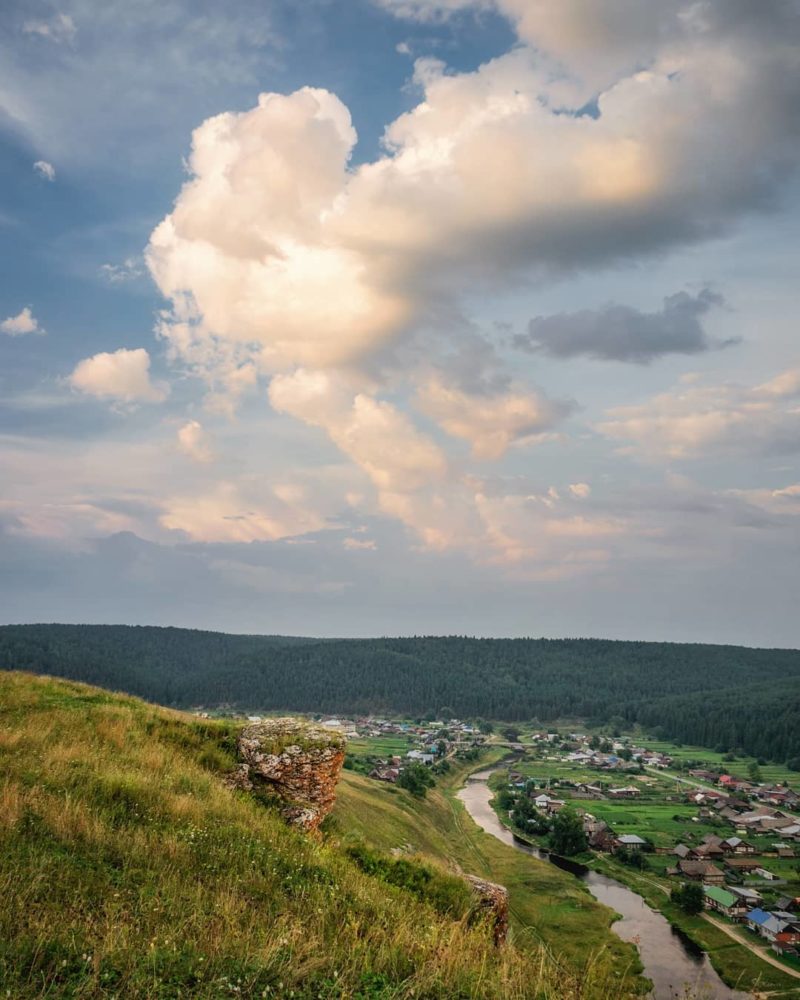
<box><xmin>22</xmin><ymin>13</ymin><xmax>77</xmax><ymax>45</ymax></box>
<box><xmin>598</xmin><ymin>366</ymin><xmax>800</xmax><ymax>459</ymax></box>
<box><xmin>33</xmin><ymin>160</ymin><xmax>56</xmax><ymax>181</ymax></box>
<box><xmin>99</xmin><ymin>256</ymin><xmax>144</xmax><ymax>283</ymax></box>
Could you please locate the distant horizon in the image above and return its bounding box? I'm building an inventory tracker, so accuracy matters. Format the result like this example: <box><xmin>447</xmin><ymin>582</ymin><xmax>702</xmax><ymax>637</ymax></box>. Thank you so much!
<box><xmin>2</xmin><ymin>621</ymin><xmax>798</xmax><ymax>653</ymax></box>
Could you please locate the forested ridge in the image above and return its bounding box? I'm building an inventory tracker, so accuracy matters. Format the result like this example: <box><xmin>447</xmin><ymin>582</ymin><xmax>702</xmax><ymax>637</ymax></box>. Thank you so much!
<box><xmin>1</xmin><ymin>624</ymin><xmax>799</xmax><ymax>761</ymax></box>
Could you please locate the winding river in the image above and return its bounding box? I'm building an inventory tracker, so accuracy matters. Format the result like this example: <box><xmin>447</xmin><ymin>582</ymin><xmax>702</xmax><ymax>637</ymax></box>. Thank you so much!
<box><xmin>458</xmin><ymin>768</ymin><xmax>751</xmax><ymax>1000</ymax></box>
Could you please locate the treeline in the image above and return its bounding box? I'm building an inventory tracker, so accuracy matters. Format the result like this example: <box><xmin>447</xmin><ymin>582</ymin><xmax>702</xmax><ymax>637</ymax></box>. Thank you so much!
<box><xmin>1</xmin><ymin>624</ymin><xmax>798</xmax><ymax>761</ymax></box>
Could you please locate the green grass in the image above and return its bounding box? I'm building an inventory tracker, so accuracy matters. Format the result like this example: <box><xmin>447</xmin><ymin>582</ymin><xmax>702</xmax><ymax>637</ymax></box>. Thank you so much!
<box><xmin>345</xmin><ymin>736</ymin><xmax>414</xmax><ymax>760</ymax></box>
<box><xmin>644</xmin><ymin>739</ymin><xmax>800</xmax><ymax>790</ymax></box>
<box><xmin>0</xmin><ymin>672</ymin><xmax>662</xmax><ymax>1000</ymax></box>
<box><xmin>572</xmin><ymin>799</ymin><xmax>724</xmax><ymax>849</ymax></box>
<box><xmin>334</xmin><ymin>756</ymin><xmax>648</xmax><ymax>996</ymax></box>
<box><xmin>488</xmin><ymin>759</ymin><xmax>800</xmax><ymax>996</ymax></box>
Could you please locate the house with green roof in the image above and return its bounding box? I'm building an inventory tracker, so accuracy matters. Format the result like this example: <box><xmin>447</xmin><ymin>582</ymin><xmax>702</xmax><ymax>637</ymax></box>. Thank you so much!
<box><xmin>703</xmin><ymin>885</ymin><xmax>747</xmax><ymax>921</ymax></box>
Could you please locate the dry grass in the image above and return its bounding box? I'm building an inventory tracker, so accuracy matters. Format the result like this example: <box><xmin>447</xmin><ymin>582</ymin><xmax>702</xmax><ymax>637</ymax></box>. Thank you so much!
<box><xmin>0</xmin><ymin>672</ymin><xmax>647</xmax><ymax>998</ymax></box>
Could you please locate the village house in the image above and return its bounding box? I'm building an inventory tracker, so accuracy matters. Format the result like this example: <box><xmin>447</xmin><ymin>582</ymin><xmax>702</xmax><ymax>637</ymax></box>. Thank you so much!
<box><xmin>667</xmin><ymin>860</ymin><xmax>725</xmax><ymax>885</ymax></box>
<box><xmin>722</xmin><ymin>836</ymin><xmax>755</xmax><ymax>855</ymax></box>
<box><xmin>773</xmin><ymin>932</ymin><xmax>800</xmax><ymax>958</ymax></box>
<box><xmin>642</xmin><ymin>752</ymin><xmax>672</xmax><ymax>767</ymax></box>
<box><xmin>729</xmin><ymin>885</ymin><xmax>762</xmax><ymax>906</ymax></box>
<box><xmin>746</xmin><ymin>909</ymin><xmax>774</xmax><ymax>938</ymax></box>
<box><xmin>703</xmin><ymin>886</ymin><xmax>747</xmax><ymax>921</ymax></box>
<box><xmin>688</xmin><ymin>769</ymin><xmax>718</xmax><ymax>782</ymax></box>
<box><xmin>753</xmin><ymin>786</ymin><xmax>799</xmax><ymax>808</ymax></box>
<box><xmin>754</xmin><ymin>866</ymin><xmax>777</xmax><ymax>880</ymax></box>
<box><xmin>369</xmin><ymin>766</ymin><xmax>400</xmax><ymax>783</ymax></box>
<box><xmin>614</xmin><ymin>834</ymin><xmax>648</xmax><ymax>852</ymax></box>
<box><xmin>688</xmin><ymin>843</ymin><xmax>725</xmax><ymax>861</ymax></box>
<box><xmin>724</xmin><ymin>857</ymin><xmax>762</xmax><ymax>875</ymax></box>
<box><xmin>761</xmin><ymin>915</ymin><xmax>793</xmax><ymax>943</ymax></box>
<box><xmin>719</xmin><ymin>775</ymin><xmax>753</xmax><ymax>795</ymax></box>
<box><xmin>608</xmin><ymin>786</ymin><xmax>641</xmax><ymax>799</ymax></box>
<box><xmin>589</xmin><ymin>828</ymin><xmax>617</xmax><ymax>851</ymax></box>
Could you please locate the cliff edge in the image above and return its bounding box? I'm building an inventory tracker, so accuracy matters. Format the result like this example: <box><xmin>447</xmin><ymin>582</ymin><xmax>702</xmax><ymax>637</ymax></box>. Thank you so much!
<box><xmin>231</xmin><ymin>718</ymin><xmax>346</xmax><ymax>833</ymax></box>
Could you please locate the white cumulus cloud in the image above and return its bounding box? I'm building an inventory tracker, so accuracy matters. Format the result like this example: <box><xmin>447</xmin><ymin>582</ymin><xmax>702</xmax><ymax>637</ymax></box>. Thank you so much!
<box><xmin>68</xmin><ymin>348</ymin><xmax>168</xmax><ymax>404</ymax></box>
<box><xmin>1</xmin><ymin>307</ymin><xmax>42</xmax><ymax>336</ymax></box>
<box><xmin>140</xmin><ymin>0</ymin><xmax>800</xmax><ymax>560</ymax></box>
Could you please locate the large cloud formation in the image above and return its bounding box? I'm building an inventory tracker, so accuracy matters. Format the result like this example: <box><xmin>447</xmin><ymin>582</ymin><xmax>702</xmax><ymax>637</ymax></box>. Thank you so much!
<box><xmin>146</xmin><ymin>0</ymin><xmax>800</xmax><ymax>553</ymax></box>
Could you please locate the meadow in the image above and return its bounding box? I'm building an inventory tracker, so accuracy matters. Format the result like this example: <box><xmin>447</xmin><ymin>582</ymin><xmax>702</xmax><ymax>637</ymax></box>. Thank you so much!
<box><xmin>643</xmin><ymin>739</ymin><xmax>800</xmax><ymax>788</ymax></box>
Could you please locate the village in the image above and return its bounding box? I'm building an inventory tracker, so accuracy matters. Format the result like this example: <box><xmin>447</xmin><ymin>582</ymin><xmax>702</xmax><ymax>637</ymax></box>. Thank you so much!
<box><xmin>208</xmin><ymin>708</ymin><xmax>800</xmax><ymax>973</ymax></box>
<box><xmin>328</xmin><ymin>714</ymin><xmax>489</xmax><ymax>780</ymax></box>
<box><xmin>493</xmin><ymin>730</ymin><xmax>800</xmax><ymax>963</ymax></box>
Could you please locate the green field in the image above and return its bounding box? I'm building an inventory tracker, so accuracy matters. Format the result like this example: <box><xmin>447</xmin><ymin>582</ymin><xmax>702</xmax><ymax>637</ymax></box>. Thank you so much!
<box><xmin>345</xmin><ymin>734</ymin><xmax>415</xmax><ymax>759</ymax></box>
<box><xmin>574</xmin><ymin>799</ymin><xmax>724</xmax><ymax>849</ymax></box>
<box><xmin>643</xmin><ymin>739</ymin><xmax>800</xmax><ymax>790</ymax></box>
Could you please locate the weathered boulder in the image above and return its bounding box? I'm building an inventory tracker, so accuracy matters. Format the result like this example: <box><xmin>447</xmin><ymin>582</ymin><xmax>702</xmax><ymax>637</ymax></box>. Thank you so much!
<box><xmin>465</xmin><ymin>875</ymin><xmax>509</xmax><ymax>945</ymax></box>
<box><xmin>230</xmin><ymin>718</ymin><xmax>346</xmax><ymax>833</ymax></box>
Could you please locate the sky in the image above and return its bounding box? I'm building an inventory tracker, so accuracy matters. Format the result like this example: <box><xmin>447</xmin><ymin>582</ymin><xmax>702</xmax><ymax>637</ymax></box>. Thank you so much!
<box><xmin>1</xmin><ymin>0</ymin><xmax>800</xmax><ymax>646</ymax></box>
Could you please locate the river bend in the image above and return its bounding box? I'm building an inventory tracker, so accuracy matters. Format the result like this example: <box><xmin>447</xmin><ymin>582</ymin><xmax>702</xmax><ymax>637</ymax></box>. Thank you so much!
<box><xmin>458</xmin><ymin>768</ymin><xmax>751</xmax><ymax>1000</ymax></box>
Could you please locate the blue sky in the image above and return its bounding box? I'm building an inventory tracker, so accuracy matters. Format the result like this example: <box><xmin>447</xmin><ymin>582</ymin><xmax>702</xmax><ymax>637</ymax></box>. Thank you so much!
<box><xmin>2</xmin><ymin>0</ymin><xmax>799</xmax><ymax>645</ymax></box>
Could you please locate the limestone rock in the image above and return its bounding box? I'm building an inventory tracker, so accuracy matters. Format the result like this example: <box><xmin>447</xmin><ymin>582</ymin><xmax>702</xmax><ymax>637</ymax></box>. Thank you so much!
<box><xmin>231</xmin><ymin>718</ymin><xmax>346</xmax><ymax>833</ymax></box>
<box><xmin>465</xmin><ymin>875</ymin><xmax>509</xmax><ymax>945</ymax></box>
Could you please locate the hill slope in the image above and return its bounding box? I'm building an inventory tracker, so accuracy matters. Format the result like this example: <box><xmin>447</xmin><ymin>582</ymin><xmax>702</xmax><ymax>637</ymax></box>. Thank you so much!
<box><xmin>0</xmin><ymin>672</ymin><xmax>640</xmax><ymax>999</ymax></box>
<box><xmin>2</xmin><ymin>624</ymin><xmax>799</xmax><ymax>760</ymax></box>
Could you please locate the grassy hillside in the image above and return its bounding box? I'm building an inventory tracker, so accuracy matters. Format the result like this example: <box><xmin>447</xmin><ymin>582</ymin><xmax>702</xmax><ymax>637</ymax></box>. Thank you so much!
<box><xmin>2</xmin><ymin>624</ymin><xmax>799</xmax><ymax>761</ymax></box>
<box><xmin>333</xmin><ymin>765</ymin><xmax>647</xmax><ymax>994</ymax></box>
<box><xmin>0</xmin><ymin>672</ymin><xmax>644</xmax><ymax>999</ymax></box>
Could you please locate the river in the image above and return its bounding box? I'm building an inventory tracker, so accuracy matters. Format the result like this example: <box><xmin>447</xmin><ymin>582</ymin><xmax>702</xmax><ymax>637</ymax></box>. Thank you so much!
<box><xmin>458</xmin><ymin>768</ymin><xmax>752</xmax><ymax>1000</ymax></box>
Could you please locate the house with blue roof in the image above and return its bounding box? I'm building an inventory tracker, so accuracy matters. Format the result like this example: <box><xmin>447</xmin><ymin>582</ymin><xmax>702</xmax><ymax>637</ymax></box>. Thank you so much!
<box><xmin>746</xmin><ymin>908</ymin><xmax>772</xmax><ymax>934</ymax></box>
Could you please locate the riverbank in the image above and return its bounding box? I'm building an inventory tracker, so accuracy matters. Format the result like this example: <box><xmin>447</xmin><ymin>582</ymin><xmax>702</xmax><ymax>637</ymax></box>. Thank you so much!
<box><xmin>334</xmin><ymin>751</ymin><xmax>649</xmax><ymax>996</ymax></box>
<box><xmin>485</xmin><ymin>767</ymin><xmax>800</xmax><ymax>998</ymax></box>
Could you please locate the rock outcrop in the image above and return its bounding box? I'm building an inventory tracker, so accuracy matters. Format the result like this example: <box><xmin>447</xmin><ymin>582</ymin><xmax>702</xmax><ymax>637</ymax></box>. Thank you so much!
<box><xmin>230</xmin><ymin>718</ymin><xmax>346</xmax><ymax>833</ymax></box>
<box><xmin>465</xmin><ymin>875</ymin><xmax>509</xmax><ymax>945</ymax></box>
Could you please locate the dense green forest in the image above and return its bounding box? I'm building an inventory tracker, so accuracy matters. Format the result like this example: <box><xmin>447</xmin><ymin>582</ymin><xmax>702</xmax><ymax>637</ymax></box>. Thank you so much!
<box><xmin>1</xmin><ymin>624</ymin><xmax>799</xmax><ymax>762</ymax></box>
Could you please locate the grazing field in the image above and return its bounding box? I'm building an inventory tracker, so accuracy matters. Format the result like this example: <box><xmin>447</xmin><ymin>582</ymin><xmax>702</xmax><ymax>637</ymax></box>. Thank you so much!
<box><xmin>573</xmin><ymin>799</ymin><xmax>723</xmax><ymax>849</ymax></box>
<box><xmin>644</xmin><ymin>739</ymin><xmax>800</xmax><ymax>789</ymax></box>
<box><xmin>345</xmin><ymin>734</ymin><xmax>415</xmax><ymax>759</ymax></box>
